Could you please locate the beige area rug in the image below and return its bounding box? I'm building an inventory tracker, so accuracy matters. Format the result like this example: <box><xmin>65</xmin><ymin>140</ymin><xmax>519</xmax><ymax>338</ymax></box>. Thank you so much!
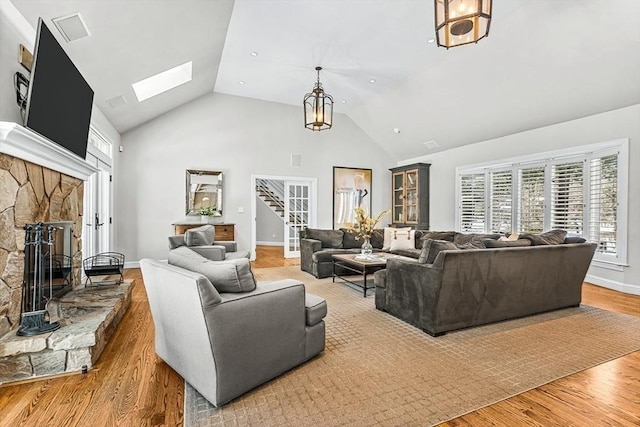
<box><xmin>184</xmin><ymin>266</ymin><xmax>640</xmax><ymax>426</ymax></box>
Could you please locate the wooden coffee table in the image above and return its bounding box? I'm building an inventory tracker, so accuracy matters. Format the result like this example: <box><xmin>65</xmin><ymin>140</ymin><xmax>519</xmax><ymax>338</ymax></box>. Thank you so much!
<box><xmin>332</xmin><ymin>253</ymin><xmax>392</xmax><ymax>297</ymax></box>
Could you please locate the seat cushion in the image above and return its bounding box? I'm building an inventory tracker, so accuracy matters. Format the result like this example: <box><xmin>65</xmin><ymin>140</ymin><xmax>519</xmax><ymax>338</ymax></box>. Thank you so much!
<box><xmin>168</xmin><ymin>247</ymin><xmax>256</xmax><ymax>293</ymax></box>
<box><xmin>305</xmin><ymin>293</ymin><xmax>327</xmax><ymax>326</ymax></box>
<box><xmin>389</xmin><ymin>248</ymin><xmax>421</xmax><ymax>259</ymax></box>
<box><xmin>312</xmin><ymin>248</ymin><xmax>361</xmax><ymax>263</ymax></box>
<box><xmin>185</xmin><ymin>225</ymin><xmax>215</xmax><ymax>246</ymax></box>
<box><xmin>483</xmin><ymin>239</ymin><xmax>531</xmax><ymax>248</ymax></box>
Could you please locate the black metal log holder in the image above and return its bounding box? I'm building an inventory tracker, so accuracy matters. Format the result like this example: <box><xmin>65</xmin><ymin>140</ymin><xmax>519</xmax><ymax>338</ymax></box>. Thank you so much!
<box><xmin>17</xmin><ymin>223</ymin><xmax>61</xmax><ymax>336</ymax></box>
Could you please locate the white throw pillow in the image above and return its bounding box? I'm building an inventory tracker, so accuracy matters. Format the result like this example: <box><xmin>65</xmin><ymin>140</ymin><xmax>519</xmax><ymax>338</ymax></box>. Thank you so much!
<box><xmin>382</xmin><ymin>227</ymin><xmax>411</xmax><ymax>250</ymax></box>
<box><xmin>389</xmin><ymin>229</ymin><xmax>416</xmax><ymax>251</ymax></box>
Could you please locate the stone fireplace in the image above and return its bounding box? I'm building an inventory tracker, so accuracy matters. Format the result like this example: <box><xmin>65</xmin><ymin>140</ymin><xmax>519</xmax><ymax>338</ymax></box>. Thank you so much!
<box><xmin>0</xmin><ymin>122</ymin><xmax>131</xmax><ymax>384</ymax></box>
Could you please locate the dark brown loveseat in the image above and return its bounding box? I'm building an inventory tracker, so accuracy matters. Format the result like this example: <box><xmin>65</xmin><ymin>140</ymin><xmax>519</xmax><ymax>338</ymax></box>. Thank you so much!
<box><xmin>374</xmin><ymin>238</ymin><xmax>597</xmax><ymax>336</ymax></box>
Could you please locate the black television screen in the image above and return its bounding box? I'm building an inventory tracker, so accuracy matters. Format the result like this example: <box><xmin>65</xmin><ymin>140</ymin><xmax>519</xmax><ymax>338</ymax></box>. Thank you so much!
<box><xmin>24</xmin><ymin>18</ymin><xmax>94</xmax><ymax>160</ymax></box>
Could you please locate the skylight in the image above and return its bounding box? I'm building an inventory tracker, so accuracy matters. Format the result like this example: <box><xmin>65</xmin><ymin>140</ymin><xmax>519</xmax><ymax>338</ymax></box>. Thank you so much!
<box><xmin>132</xmin><ymin>61</ymin><xmax>192</xmax><ymax>102</ymax></box>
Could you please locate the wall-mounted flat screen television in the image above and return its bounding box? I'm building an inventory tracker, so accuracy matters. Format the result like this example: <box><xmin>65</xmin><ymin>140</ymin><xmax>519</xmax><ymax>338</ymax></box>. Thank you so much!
<box><xmin>24</xmin><ymin>18</ymin><xmax>94</xmax><ymax>160</ymax></box>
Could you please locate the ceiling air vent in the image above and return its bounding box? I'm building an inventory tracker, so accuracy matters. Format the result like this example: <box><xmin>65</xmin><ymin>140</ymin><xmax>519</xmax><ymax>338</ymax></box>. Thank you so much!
<box><xmin>106</xmin><ymin>95</ymin><xmax>127</xmax><ymax>110</ymax></box>
<box><xmin>51</xmin><ymin>13</ymin><xmax>90</xmax><ymax>42</ymax></box>
<box><xmin>423</xmin><ymin>140</ymin><xmax>440</xmax><ymax>150</ymax></box>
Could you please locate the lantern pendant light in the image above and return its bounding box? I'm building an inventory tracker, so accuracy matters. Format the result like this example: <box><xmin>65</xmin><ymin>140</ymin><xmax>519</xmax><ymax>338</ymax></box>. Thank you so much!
<box><xmin>435</xmin><ymin>0</ymin><xmax>492</xmax><ymax>49</ymax></box>
<box><xmin>303</xmin><ymin>66</ymin><xmax>333</xmax><ymax>131</ymax></box>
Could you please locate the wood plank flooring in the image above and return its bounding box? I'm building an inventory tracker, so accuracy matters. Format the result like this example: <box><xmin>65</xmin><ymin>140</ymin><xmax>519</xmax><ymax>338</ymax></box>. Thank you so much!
<box><xmin>0</xmin><ymin>246</ymin><xmax>638</xmax><ymax>426</ymax></box>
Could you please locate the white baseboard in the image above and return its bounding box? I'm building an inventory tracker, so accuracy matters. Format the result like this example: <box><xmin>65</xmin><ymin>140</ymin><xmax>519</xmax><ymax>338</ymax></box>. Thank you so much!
<box><xmin>585</xmin><ymin>274</ymin><xmax>640</xmax><ymax>296</ymax></box>
<box><xmin>256</xmin><ymin>241</ymin><xmax>284</xmax><ymax>246</ymax></box>
<box><xmin>124</xmin><ymin>261</ymin><xmax>141</xmax><ymax>269</ymax></box>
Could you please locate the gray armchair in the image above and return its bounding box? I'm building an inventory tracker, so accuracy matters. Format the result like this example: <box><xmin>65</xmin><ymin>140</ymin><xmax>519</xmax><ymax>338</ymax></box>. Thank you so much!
<box><xmin>140</xmin><ymin>258</ymin><xmax>327</xmax><ymax>407</ymax></box>
<box><xmin>168</xmin><ymin>225</ymin><xmax>249</xmax><ymax>260</ymax></box>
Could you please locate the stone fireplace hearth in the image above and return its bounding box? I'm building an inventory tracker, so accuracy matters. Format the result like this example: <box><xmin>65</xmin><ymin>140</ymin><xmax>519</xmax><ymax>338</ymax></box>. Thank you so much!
<box><xmin>0</xmin><ymin>122</ymin><xmax>131</xmax><ymax>384</ymax></box>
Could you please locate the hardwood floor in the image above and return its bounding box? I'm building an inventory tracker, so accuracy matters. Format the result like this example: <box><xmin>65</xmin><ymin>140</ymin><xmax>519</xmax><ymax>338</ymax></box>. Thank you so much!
<box><xmin>0</xmin><ymin>246</ymin><xmax>638</xmax><ymax>426</ymax></box>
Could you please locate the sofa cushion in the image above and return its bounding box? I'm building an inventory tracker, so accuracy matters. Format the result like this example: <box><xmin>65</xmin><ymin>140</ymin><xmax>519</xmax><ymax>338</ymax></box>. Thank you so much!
<box><xmin>389</xmin><ymin>229</ymin><xmax>415</xmax><ymax>251</ymax></box>
<box><xmin>520</xmin><ymin>229</ymin><xmax>567</xmax><ymax>245</ymax></box>
<box><xmin>305</xmin><ymin>228</ymin><xmax>344</xmax><ymax>248</ymax></box>
<box><xmin>382</xmin><ymin>227</ymin><xmax>411</xmax><ymax>250</ymax></box>
<box><xmin>418</xmin><ymin>239</ymin><xmax>458</xmax><ymax>264</ymax></box>
<box><xmin>389</xmin><ymin>248</ymin><xmax>421</xmax><ymax>259</ymax></box>
<box><xmin>312</xmin><ymin>248</ymin><xmax>361</xmax><ymax>263</ymax></box>
<box><xmin>483</xmin><ymin>239</ymin><xmax>532</xmax><ymax>248</ymax></box>
<box><xmin>370</xmin><ymin>229</ymin><xmax>385</xmax><ymax>249</ymax></box>
<box><xmin>454</xmin><ymin>233</ymin><xmax>501</xmax><ymax>248</ymax></box>
<box><xmin>414</xmin><ymin>230</ymin><xmax>456</xmax><ymax>249</ymax></box>
<box><xmin>341</xmin><ymin>228</ymin><xmax>362</xmax><ymax>249</ymax></box>
<box><xmin>168</xmin><ymin>246</ymin><xmax>256</xmax><ymax>293</ymax></box>
<box><xmin>305</xmin><ymin>293</ymin><xmax>327</xmax><ymax>326</ymax></box>
<box><xmin>564</xmin><ymin>236</ymin><xmax>587</xmax><ymax>244</ymax></box>
<box><xmin>185</xmin><ymin>225</ymin><xmax>215</xmax><ymax>246</ymax></box>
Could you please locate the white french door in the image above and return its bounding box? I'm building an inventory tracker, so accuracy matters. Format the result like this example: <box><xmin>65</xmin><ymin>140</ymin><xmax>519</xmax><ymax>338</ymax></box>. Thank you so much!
<box><xmin>284</xmin><ymin>181</ymin><xmax>312</xmax><ymax>258</ymax></box>
<box><xmin>83</xmin><ymin>153</ymin><xmax>111</xmax><ymax>258</ymax></box>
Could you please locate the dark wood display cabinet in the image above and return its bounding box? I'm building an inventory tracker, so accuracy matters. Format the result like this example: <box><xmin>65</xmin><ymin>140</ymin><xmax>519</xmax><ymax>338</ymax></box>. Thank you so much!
<box><xmin>390</xmin><ymin>163</ymin><xmax>430</xmax><ymax>230</ymax></box>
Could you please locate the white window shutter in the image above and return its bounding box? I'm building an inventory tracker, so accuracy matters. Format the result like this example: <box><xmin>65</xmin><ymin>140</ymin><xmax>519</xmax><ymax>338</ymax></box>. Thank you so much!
<box><xmin>459</xmin><ymin>173</ymin><xmax>486</xmax><ymax>233</ymax></box>
<box><xmin>489</xmin><ymin>170</ymin><xmax>512</xmax><ymax>233</ymax></box>
<box><xmin>550</xmin><ymin>161</ymin><xmax>584</xmax><ymax>234</ymax></box>
<box><xmin>516</xmin><ymin>166</ymin><xmax>545</xmax><ymax>233</ymax></box>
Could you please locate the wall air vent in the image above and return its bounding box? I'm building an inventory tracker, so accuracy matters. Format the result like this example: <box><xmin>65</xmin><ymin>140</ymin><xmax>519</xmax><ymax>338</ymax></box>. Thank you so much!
<box><xmin>106</xmin><ymin>95</ymin><xmax>128</xmax><ymax>110</ymax></box>
<box><xmin>52</xmin><ymin>13</ymin><xmax>91</xmax><ymax>42</ymax></box>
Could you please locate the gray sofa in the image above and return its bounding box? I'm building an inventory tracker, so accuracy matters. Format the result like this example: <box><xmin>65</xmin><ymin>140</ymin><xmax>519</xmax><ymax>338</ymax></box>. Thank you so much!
<box><xmin>300</xmin><ymin>228</ymin><xmax>500</xmax><ymax>279</ymax></box>
<box><xmin>374</xmin><ymin>240</ymin><xmax>597</xmax><ymax>336</ymax></box>
<box><xmin>140</xmin><ymin>256</ymin><xmax>326</xmax><ymax>407</ymax></box>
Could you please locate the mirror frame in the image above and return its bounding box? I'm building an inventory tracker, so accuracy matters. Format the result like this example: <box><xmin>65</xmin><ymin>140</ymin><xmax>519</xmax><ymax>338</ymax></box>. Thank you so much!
<box><xmin>186</xmin><ymin>169</ymin><xmax>223</xmax><ymax>216</ymax></box>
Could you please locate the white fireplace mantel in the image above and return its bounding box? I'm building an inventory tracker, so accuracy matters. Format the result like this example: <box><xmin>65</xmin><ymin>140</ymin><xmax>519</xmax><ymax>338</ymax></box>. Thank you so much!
<box><xmin>0</xmin><ymin>121</ymin><xmax>98</xmax><ymax>180</ymax></box>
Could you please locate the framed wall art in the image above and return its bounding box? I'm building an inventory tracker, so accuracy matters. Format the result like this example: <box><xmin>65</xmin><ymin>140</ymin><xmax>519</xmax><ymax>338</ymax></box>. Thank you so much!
<box><xmin>333</xmin><ymin>166</ymin><xmax>372</xmax><ymax>229</ymax></box>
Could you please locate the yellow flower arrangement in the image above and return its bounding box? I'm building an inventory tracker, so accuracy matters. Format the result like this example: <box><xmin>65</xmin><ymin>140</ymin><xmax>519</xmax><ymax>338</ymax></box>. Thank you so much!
<box><xmin>348</xmin><ymin>207</ymin><xmax>390</xmax><ymax>240</ymax></box>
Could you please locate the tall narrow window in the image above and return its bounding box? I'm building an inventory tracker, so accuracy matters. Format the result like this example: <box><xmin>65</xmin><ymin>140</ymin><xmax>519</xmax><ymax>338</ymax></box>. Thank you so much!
<box><xmin>459</xmin><ymin>173</ymin><xmax>486</xmax><ymax>232</ymax></box>
<box><xmin>517</xmin><ymin>166</ymin><xmax>545</xmax><ymax>233</ymax></box>
<box><xmin>589</xmin><ymin>154</ymin><xmax>618</xmax><ymax>255</ymax></box>
<box><xmin>550</xmin><ymin>161</ymin><xmax>584</xmax><ymax>234</ymax></box>
<box><xmin>489</xmin><ymin>170</ymin><xmax>512</xmax><ymax>233</ymax></box>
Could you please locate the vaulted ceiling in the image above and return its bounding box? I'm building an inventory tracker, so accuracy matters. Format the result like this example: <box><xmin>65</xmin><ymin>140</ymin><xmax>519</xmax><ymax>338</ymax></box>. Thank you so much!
<box><xmin>11</xmin><ymin>0</ymin><xmax>640</xmax><ymax>161</ymax></box>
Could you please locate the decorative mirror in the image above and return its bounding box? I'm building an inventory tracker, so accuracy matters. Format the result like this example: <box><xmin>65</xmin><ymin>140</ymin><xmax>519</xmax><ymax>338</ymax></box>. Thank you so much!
<box><xmin>186</xmin><ymin>169</ymin><xmax>223</xmax><ymax>216</ymax></box>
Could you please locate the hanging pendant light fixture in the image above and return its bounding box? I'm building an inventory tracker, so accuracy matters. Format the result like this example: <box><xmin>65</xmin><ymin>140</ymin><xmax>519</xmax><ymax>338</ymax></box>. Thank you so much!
<box><xmin>303</xmin><ymin>66</ymin><xmax>333</xmax><ymax>131</ymax></box>
<box><xmin>435</xmin><ymin>0</ymin><xmax>492</xmax><ymax>49</ymax></box>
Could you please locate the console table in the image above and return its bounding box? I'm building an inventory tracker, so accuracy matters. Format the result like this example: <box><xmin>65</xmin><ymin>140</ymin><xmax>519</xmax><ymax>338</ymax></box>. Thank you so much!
<box><xmin>172</xmin><ymin>220</ymin><xmax>235</xmax><ymax>241</ymax></box>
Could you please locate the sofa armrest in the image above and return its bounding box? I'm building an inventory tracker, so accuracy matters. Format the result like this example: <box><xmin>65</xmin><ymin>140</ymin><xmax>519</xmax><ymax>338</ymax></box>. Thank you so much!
<box><xmin>203</xmin><ymin>279</ymin><xmax>307</xmax><ymax>404</ymax></box>
<box><xmin>190</xmin><ymin>245</ymin><xmax>226</xmax><ymax>261</ymax></box>
<box><xmin>214</xmin><ymin>241</ymin><xmax>237</xmax><ymax>252</ymax></box>
<box><xmin>300</xmin><ymin>238</ymin><xmax>322</xmax><ymax>274</ymax></box>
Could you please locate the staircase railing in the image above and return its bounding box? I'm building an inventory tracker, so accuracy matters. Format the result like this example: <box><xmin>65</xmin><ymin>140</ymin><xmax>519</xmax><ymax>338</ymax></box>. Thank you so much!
<box><xmin>256</xmin><ymin>179</ymin><xmax>285</xmax><ymax>215</ymax></box>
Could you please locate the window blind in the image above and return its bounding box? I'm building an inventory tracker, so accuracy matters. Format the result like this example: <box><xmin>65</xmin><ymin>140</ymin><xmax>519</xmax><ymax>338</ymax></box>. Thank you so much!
<box><xmin>459</xmin><ymin>173</ymin><xmax>486</xmax><ymax>233</ymax></box>
<box><xmin>589</xmin><ymin>154</ymin><xmax>618</xmax><ymax>255</ymax></box>
<box><xmin>550</xmin><ymin>161</ymin><xmax>584</xmax><ymax>234</ymax></box>
<box><xmin>516</xmin><ymin>166</ymin><xmax>545</xmax><ymax>233</ymax></box>
<box><xmin>489</xmin><ymin>170</ymin><xmax>512</xmax><ymax>233</ymax></box>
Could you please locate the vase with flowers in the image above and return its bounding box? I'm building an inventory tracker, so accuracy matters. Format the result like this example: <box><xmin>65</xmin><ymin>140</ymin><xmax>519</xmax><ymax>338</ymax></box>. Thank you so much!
<box><xmin>348</xmin><ymin>207</ymin><xmax>390</xmax><ymax>258</ymax></box>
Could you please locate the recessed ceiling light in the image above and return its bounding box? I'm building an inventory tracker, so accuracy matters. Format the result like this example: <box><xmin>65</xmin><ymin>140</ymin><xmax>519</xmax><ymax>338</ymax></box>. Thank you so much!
<box><xmin>369</xmin><ymin>79</ymin><xmax>376</xmax><ymax>83</ymax></box>
<box><xmin>393</xmin><ymin>128</ymin><xmax>401</xmax><ymax>134</ymax></box>
<box><xmin>132</xmin><ymin>61</ymin><xmax>192</xmax><ymax>102</ymax></box>
<box><xmin>250</xmin><ymin>51</ymin><xmax>258</xmax><ymax>57</ymax></box>
<box><xmin>341</xmin><ymin>100</ymin><xmax>347</xmax><ymax>104</ymax></box>
<box><xmin>427</xmin><ymin>38</ymin><xmax>436</xmax><ymax>44</ymax></box>
<box><xmin>239</xmin><ymin>81</ymin><xmax>245</xmax><ymax>85</ymax></box>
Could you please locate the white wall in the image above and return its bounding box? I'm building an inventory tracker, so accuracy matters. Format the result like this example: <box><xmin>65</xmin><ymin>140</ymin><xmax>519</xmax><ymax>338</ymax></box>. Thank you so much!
<box><xmin>117</xmin><ymin>92</ymin><xmax>394</xmax><ymax>261</ymax></box>
<box><xmin>256</xmin><ymin>196</ymin><xmax>284</xmax><ymax>245</ymax></box>
<box><xmin>401</xmin><ymin>104</ymin><xmax>640</xmax><ymax>294</ymax></box>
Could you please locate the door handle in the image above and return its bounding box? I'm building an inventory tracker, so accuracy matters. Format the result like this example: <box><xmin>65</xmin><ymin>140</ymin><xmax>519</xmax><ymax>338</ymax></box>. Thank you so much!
<box><xmin>95</xmin><ymin>213</ymin><xmax>104</xmax><ymax>230</ymax></box>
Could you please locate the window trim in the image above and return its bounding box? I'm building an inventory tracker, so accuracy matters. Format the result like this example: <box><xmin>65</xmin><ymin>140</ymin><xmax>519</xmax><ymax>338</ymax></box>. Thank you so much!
<box><xmin>455</xmin><ymin>139</ymin><xmax>629</xmax><ymax>266</ymax></box>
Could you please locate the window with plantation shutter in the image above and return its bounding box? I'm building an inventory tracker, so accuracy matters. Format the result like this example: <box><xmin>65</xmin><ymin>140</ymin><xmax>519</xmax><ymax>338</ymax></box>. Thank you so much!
<box><xmin>516</xmin><ymin>166</ymin><xmax>545</xmax><ymax>233</ymax></box>
<box><xmin>550</xmin><ymin>161</ymin><xmax>584</xmax><ymax>234</ymax></box>
<box><xmin>589</xmin><ymin>154</ymin><xmax>618</xmax><ymax>256</ymax></box>
<box><xmin>459</xmin><ymin>173</ymin><xmax>486</xmax><ymax>232</ymax></box>
<box><xmin>455</xmin><ymin>140</ymin><xmax>627</xmax><ymax>266</ymax></box>
<box><xmin>489</xmin><ymin>170</ymin><xmax>512</xmax><ymax>233</ymax></box>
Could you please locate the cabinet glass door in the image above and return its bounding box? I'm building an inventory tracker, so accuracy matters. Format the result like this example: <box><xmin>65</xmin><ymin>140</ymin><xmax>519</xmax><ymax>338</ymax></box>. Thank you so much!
<box><xmin>393</xmin><ymin>173</ymin><xmax>405</xmax><ymax>223</ymax></box>
<box><xmin>405</xmin><ymin>169</ymin><xmax>418</xmax><ymax>223</ymax></box>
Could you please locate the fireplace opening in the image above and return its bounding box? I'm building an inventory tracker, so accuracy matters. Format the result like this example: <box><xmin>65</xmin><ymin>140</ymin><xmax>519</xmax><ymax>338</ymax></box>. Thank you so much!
<box><xmin>18</xmin><ymin>221</ymin><xmax>74</xmax><ymax>336</ymax></box>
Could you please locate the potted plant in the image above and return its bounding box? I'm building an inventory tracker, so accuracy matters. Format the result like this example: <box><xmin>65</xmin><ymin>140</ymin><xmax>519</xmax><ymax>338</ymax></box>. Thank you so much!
<box><xmin>198</xmin><ymin>207</ymin><xmax>215</xmax><ymax>223</ymax></box>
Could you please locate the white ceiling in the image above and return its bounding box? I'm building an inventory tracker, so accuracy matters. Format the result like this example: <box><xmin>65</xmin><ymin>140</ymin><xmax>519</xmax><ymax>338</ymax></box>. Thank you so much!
<box><xmin>10</xmin><ymin>0</ymin><xmax>640</xmax><ymax>160</ymax></box>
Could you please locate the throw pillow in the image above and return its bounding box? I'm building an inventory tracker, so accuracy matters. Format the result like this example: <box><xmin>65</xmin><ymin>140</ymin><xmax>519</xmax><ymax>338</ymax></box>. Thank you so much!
<box><xmin>389</xmin><ymin>229</ymin><xmax>415</xmax><ymax>251</ymax></box>
<box><xmin>305</xmin><ymin>228</ymin><xmax>344</xmax><ymax>248</ymax></box>
<box><xmin>414</xmin><ymin>230</ymin><xmax>456</xmax><ymax>249</ymax></box>
<box><xmin>454</xmin><ymin>233</ymin><xmax>501</xmax><ymax>248</ymax></box>
<box><xmin>418</xmin><ymin>239</ymin><xmax>458</xmax><ymax>264</ymax></box>
<box><xmin>519</xmin><ymin>229</ymin><xmax>567</xmax><ymax>245</ymax></box>
<box><xmin>382</xmin><ymin>227</ymin><xmax>411</xmax><ymax>250</ymax></box>
<box><xmin>483</xmin><ymin>239</ymin><xmax>532</xmax><ymax>248</ymax></box>
<box><xmin>168</xmin><ymin>247</ymin><xmax>256</xmax><ymax>293</ymax></box>
<box><xmin>564</xmin><ymin>236</ymin><xmax>587</xmax><ymax>244</ymax></box>
<box><xmin>185</xmin><ymin>225</ymin><xmax>215</xmax><ymax>246</ymax></box>
<box><xmin>370</xmin><ymin>228</ymin><xmax>385</xmax><ymax>249</ymax></box>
